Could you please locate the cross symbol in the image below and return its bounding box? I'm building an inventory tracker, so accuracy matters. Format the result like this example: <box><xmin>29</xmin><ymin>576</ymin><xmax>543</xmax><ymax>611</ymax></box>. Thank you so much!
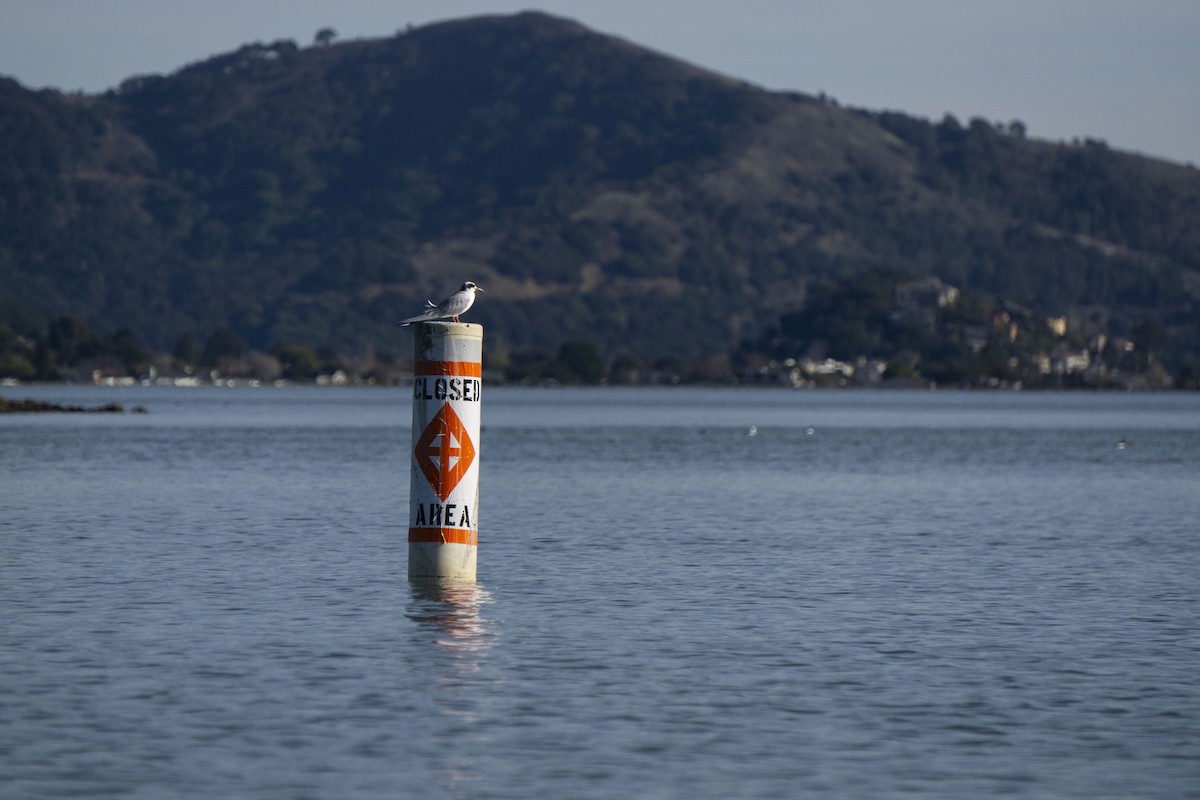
<box><xmin>414</xmin><ymin>403</ymin><xmax>476</xmax><ymax>501</ymax></box>
<box><xmin>422</xmin><ymin>429</ymin><xmax>462</xmax><ymax>476</ymax></box>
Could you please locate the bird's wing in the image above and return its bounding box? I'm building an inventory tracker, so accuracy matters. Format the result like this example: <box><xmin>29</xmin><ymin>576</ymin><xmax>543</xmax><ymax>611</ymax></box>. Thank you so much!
<box><xmin>398</xmin><ymin>310</ymin><xmax>443</xmax><ymax>326</ymax></box>
<box><xmin>398</xmin><ymin>287</ymin><xmax>476</xmax><ymax>326</ymax></box>
<box><xmin>442</xmin><ymin>292</ymin><xmax>472</xmax><ymax>317</ymax></box>
<box><xmin>399</xmin><ymin>296</ymin><xmax>451</xmax><ymax>326</ymax></box>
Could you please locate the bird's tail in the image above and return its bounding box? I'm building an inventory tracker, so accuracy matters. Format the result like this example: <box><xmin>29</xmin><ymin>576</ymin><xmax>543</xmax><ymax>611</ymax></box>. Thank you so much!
<box><xmin>398</xmin><ymin>312</ymin><xmax>439</xmax><ymax>327</ymax></box>
<box><xmin>397</xmin><ymin>299</ymin><xmax>441</xmax><ymax>326</ymax></box>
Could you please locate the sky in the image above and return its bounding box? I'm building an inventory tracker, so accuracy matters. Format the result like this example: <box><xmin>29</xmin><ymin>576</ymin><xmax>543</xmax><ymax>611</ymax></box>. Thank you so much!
<box><xmin>3</xmin><ymin>0</ymin><xmax>1198</xmax><ymax>166</ymax></box>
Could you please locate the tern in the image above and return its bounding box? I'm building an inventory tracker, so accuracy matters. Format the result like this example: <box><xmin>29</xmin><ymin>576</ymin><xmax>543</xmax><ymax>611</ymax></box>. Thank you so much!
<box><xmin>399</xmin><ymin>281</ymin><xmax>484</xmax><ymax>326</ymax></box>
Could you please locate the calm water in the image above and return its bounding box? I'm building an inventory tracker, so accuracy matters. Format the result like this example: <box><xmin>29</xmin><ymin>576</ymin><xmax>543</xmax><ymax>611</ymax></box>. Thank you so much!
<box><xmin>2</xmin><ymin>386</ymin><xmax>1198</xmax><ymax>799</ymax></box>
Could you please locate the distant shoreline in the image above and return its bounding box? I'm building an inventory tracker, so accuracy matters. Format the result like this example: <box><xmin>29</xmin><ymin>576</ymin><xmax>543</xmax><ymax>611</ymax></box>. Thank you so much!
<box><xmin>2</xmin><ymin>380</ymin><xmax>1194</xmax><ymax>397</ymax></box>
<box><xmin>0</xmin><ymin>395</ymin><xmax>145</xmax><ymax>414</ymax></box>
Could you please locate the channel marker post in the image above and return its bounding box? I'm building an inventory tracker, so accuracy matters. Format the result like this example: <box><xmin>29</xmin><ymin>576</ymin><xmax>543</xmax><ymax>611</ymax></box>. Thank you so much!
<box><xmin>407</xmin><ymin>322</ymin><xmax>483</xmax><ymax>581</ymax></box>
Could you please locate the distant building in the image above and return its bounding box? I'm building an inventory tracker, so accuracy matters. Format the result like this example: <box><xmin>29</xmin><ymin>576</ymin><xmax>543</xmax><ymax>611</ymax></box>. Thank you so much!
<box><xmin>1055</xmin><ymin>350</ymin><xmax>1091</xmax><ymax>374</ymax></box>
<box><xmin>853</xmin><ymin>357</ymin><xmax>888</xmax><ymax>385</ymax></box>
<box><xmin>1001</xmin><ymin>301</ymin><xmax>1035</xmax><ymax>322</ymax></box>
<box><xmin>800</xmin><ymin>357</ymin><xmax>855</xmax><ymax>377</ymax></box>
<box><xmin>895</xmin><ymin>277</ymin><xmax>959</xmax><ymax>310</ymax></box>
<box><xmin>992</xmin><ymin>310</ymin><xmax>1019</xmax><ymax>342</ymax></box>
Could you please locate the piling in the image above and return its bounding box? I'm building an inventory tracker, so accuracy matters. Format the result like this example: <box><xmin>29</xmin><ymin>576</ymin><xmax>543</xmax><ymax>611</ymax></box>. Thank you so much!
<box><xmin>407</xmin><ymin>322</ymin><xmax>484</xmax><ymax>581</ymax></box>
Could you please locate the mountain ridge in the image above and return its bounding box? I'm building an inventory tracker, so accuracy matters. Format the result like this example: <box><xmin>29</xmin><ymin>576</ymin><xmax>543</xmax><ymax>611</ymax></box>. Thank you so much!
<box><xmin>1</xmin><ymin>11</ymin><xmax>1197</xmax><ymax>376</ymax></box>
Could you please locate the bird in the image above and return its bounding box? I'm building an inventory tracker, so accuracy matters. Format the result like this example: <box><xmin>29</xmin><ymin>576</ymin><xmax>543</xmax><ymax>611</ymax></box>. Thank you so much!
<box><xmin>398</xmin><ymin>282</ymin><xmax>484</xmax><ymax>326</ymax></box>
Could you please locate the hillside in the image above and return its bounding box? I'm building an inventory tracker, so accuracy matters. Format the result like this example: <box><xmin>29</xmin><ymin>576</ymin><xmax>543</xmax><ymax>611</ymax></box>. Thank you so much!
<box><xmin>1</xmin><ymin>11</ymin><xmax>1198</xmax><ymax>380</ymax></box>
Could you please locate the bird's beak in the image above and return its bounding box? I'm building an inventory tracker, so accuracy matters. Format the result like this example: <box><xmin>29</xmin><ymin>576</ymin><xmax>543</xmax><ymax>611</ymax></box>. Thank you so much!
<box><xmin>476</xmin><ymin>286</ymin><xmax>485</xmax><ymax>292</ymax></box>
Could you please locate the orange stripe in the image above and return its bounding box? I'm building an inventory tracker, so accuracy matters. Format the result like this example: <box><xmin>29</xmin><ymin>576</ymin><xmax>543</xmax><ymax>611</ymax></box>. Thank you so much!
<box><xmin>409</xmin><ymin>527</ymin><xmax>478</xmax><ymax>546</ymax></box>
<box><xmin>414</xmin><ymin>360</ymin><xmax>481</xmax><ymax>377</ymax></box>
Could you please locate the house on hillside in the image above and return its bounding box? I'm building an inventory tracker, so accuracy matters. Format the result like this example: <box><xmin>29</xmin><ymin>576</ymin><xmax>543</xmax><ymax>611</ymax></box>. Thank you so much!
<box><xmin>895</xmin><ymin>277</ymin><xmax>960</xmax><ymax>310</ymax></box>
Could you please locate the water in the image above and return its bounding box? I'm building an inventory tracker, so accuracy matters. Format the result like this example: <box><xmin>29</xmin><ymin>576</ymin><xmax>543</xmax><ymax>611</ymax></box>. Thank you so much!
<box><xmin>2</xmin><ymin>386</ymin><xmax>1198</xmax><ymax>799</ymax></box>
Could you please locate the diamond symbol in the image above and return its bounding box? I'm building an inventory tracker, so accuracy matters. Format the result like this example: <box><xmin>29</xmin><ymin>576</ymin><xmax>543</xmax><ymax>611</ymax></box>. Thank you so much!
<box><xmin>414</xmin><ymin>403</ymin><xmax>476</xmax><ymax>501</ymax></box>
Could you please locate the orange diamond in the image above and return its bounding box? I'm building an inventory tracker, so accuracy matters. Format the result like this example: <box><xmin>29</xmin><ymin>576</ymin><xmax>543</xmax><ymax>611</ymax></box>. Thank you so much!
<box><xmin>414</xmin><ymin>404</ymin><xmax>476</xmax><ymax>501</ymax></box>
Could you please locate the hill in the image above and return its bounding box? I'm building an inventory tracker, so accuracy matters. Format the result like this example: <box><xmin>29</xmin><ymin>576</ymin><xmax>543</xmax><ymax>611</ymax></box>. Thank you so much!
<box><xmin>1</xmin><ymin>12</ymin><xmax>1198</xmax><ymax>382</ymax></box>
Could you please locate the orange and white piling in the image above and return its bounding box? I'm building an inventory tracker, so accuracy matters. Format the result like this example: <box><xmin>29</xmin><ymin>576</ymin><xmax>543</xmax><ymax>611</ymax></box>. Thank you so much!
<box><xmin>407</xmin><ymin>322</ymin><xmax>483</xmax><ymax>581</ymax></box>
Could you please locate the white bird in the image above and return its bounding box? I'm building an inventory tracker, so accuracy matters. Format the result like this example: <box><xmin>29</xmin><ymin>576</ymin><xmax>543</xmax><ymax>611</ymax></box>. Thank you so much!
<box><xmin>399</xmin><ymin>281</ymin><xmax>484</xmax><ymax>326</ymax></box>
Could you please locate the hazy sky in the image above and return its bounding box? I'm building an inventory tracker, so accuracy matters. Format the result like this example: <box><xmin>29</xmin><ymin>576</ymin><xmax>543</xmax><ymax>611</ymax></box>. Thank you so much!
<box><xmin>3</xmin><ymin>0</ymin><xmax>1197</xmax><ymax>165</ymax></box>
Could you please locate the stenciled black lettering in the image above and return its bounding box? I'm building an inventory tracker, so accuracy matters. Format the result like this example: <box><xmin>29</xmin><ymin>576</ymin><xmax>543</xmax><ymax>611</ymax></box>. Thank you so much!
<box><xmin>434</xmin><ymin>377</ymin><xmax>447</xmax><ymax>400</ymax></box>
<box><xmin>448</xmin><ymin>377</ymin><xmax>461</xmax><ymax>401</ymax></box>
<box><xmin>460</xmin><ymin>504</ymin><xmax>471</xmax><ymax>527</ymax></box>
<box><xmin>414</xmin><ymin>503</ymin><xmax>426</xmax><ymax>525</ymax></box>
<box><xmin>445</xmin><ymin>504</ymin><xmax>457</xmax><ymax>526</ymax></box>
<box><xmin>429</xmin><ymin>503</ymin><xmax>442</xmax><ymax>526</ymax></box>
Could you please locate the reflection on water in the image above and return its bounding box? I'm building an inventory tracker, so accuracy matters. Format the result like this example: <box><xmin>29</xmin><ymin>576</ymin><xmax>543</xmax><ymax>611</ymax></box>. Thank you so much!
<box><xmin>406</xmin><ymin>582</ymin><xmax>501</xmax><ymax>794</ymax></box>
<box><xmin>407</xmin><ymin>580</ymin><xmax>498</xmax><ymax>656</ymax></box>
<box><xmin>407</xmin><ymin>581</ymin><xmax>501</xmax><ymax>721</ymax></box>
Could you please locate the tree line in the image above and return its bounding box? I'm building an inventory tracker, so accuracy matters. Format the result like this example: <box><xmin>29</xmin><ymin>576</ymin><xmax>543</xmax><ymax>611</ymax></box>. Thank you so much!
<box><xmin>5</xmin><ymin>273</ymin><xmax>1193</xmax><ymax>389</ymax></box>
